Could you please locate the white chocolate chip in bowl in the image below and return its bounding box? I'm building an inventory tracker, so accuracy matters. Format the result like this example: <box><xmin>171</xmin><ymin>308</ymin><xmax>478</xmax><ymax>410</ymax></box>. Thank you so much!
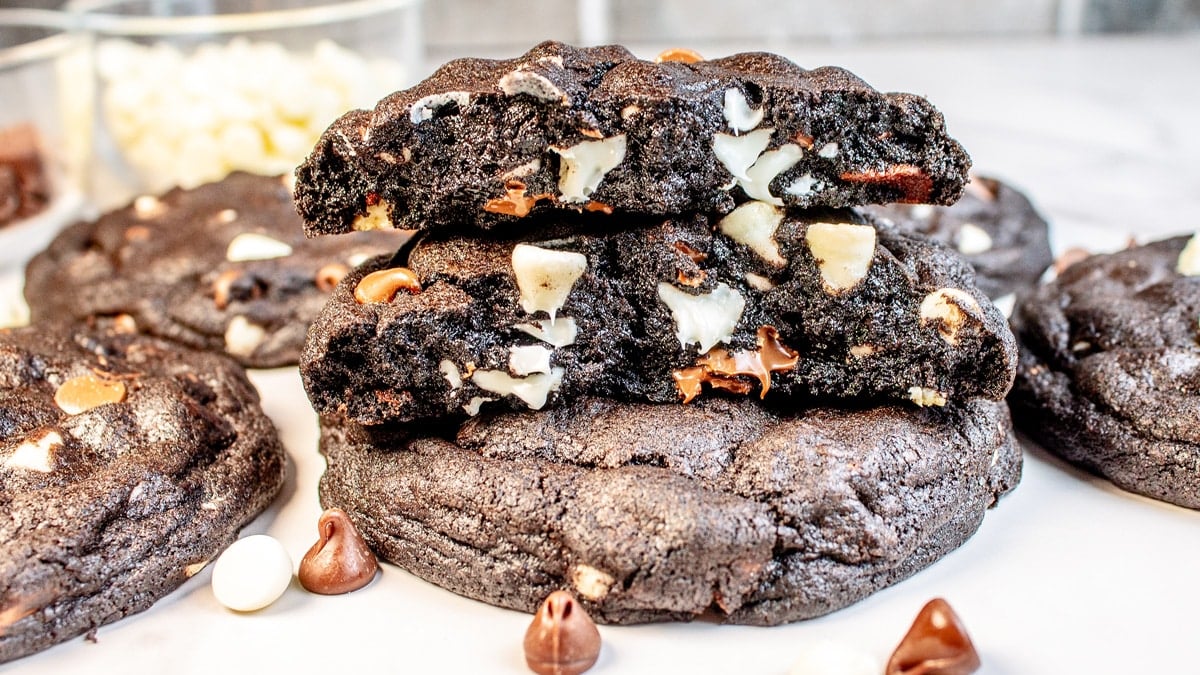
<box><xmin>718</xmin><ymin>201</ymin><xmax>786</xmax><ymax>266</ymax></box>
<box><xmin>511</xmin><ymin>244</ymin><xmax>588</xmax><ymax>319</ymax></box>
<box><xmin>550</xmin><ymin>135</ymin><xmax>627</xmax><ymax>203</ymax></box>
<box><xmin>804</xmin><ymin>223</ymin><xmax>877</xmax><ymax>293</ymax></box>
<box><xmin>657</xmin><ymin>282</ymin><xmax>745</xmax><ymax>353</ymax></box>
<box><xmin>919</xmin><ymin>288</ymin><xmax>983</xmax><ymax>346</ymax></box>
<box><xmin>225</xmin><ymin>232</ymin><xmax>294</xmax><ymax>262</ymax></box>
<box><xmin>211</xmin><ymin>535</ymin><xmax>294</xmax><ymax>612</ymax></box>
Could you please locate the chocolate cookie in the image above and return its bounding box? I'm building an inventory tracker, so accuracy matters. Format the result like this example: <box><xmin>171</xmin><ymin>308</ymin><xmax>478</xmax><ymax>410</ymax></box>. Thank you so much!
<box><xmin>295</xmin><ymin>41</ymin><xmax>971</xmax><ymax>236</ymax></box>
<box><xmin>318</xmin><ymin>396</ymin><xmax>1020</xmax><ymax>625</ymax></box>
<box><xmin>0</xmin><ymin>324</ymin><xmax>284</xmax><ymax>662</ymax></box>
<box><xmin>1010</xmin><ymin>235</ymin><xmax>1200</xmax><ymax>508</ymax></box>
<box><xmin>24</xmin><ymin>172</ymin><xmax>408</xmax><ymax>368</ymax></box>
<box><xmin>302</xmin><ymin>207</ymin><xmax>1016</xmax><ymax>425</ymax></box>
<box><xmin>865</xmin><ymin>175</ymin><xmax>1052</xmax><ymax>299</ymax></box>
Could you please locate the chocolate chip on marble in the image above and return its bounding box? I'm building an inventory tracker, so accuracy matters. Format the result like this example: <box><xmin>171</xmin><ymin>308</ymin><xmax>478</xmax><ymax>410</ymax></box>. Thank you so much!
<box><xmin>298</xmin><ymin>508</ymin><xmax>379</xmax><ymax>595</ymax></box>
<box><xmin>886</xmin><ymin>598</ymin><xmax>981</xmax><ymax>675</ymax></box>
<box><xmin>524</xmin><ymin>591</ymin><xmax>601</xmax><ymax>675</ymax></box>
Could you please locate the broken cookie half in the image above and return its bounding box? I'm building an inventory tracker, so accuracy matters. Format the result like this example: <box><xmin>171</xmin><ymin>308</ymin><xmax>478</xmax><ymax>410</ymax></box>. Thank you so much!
<box><xmin>301</xmin><ymin>206</ymin><xmax>1015</xmax><ymax>425</ymax></box>
<box><xmin>294</xmin><ymin>40</ymin><xmax>970</xmax><ymax>236</ymax></box>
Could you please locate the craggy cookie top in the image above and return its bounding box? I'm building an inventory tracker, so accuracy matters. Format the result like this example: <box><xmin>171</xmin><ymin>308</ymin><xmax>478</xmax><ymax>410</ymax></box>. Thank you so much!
<box><xmin>302</xmin><ymin>205</ymin><xmax>1016</xmax><ymax>425</ymax></box>
<box><xmin>866</xmin><ymin>175</ymin><xmax>1052</xmax><ymax>299</ymax></box>
<box><xmin>0</xmin><ymin>324</ymin><xmax>284</xmax><ymax>662</ymax></box>
<box><xmin>295</xmin><ymin>41</ymin><xmax>971</xmax><ymax>236</ymax></box>
<box><xmin>25</xmin><ymin>172</ymin><xmax>408</xmax><ymax>368</ymax></box>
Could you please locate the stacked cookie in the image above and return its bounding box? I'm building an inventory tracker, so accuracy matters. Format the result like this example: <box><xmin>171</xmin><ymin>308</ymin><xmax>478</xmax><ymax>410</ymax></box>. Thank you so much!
<box><xmin>294</xmin><ymin>42</ymin><xmax>1022</xmax><ymax>625</ymax></box>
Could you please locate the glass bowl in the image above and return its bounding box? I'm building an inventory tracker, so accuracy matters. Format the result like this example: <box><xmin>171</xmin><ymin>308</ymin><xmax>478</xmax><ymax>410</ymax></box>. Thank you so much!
<box><xmin>0</xmin><ymin>8</ymin><xmax>90</xmax><ymax>274</ymax></box>
<box><xmin>69</xmin><ymin>0</ymin><xmax>425</xmax><ymax>210</ymax></box>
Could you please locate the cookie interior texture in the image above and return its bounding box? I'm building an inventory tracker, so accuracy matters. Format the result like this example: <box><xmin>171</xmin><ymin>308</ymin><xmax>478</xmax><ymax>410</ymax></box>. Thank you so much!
<box><xmin>295</xmin><ymin>40</ymin><xmax>970</xmax><ymax>236</ymax></box>
<box><xmin>24</xmin><ymin>172</ymin><xmax>406</xmax><ymax>368</ymax></box>
<box><xmin>0</xmin><ymin>325</ymin><xmax>284</xmax><ymax>662</ymax></box>
<box><xmin>866</xmin><ymin>175</ymin><xmax>1053</xmax><ymax>299</ymax></box>
<box><xmin>1011</xmin><ymin>236</ymin><xmax>1200</xmax><ymax>509</ymax></box>
<box><xmin>319</xmin><ymin>396</ymin><xmax>1020</xmax><ymax>626</ymax></box>
<box><xmin>302</xmin><ymin>208</ymin><xmax>1016</xmax><ymax>424</ymax></box>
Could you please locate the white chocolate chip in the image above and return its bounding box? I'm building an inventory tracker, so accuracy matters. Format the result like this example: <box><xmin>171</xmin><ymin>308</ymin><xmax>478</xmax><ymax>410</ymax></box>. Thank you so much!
<box><xmin>498</xmin><ymin>70</ymin><xmax>567</xmax><ymax>103</ymax></box>
<box><xmin>657</xmin><ymin>282</ymin><xmax>745</xmax><ymax>353</ymax></box>
<box><xmin>133</xmin><ymin>195</ymin><xmax>165</xmax><ymax>219</ymax></box>
<box><xmin>571</xmin><ymin>564</ymin><xmax>615</xmax><ymax>602</ymax></box>
<box><xmin>439</xmin><ymin>359</ymin><xmax>463</xmax><ymax>389</ymax></box>
<box><xmin>500</xmin><ymin>158</ymin><xmax>542</xmax><ymax>180</ymax></box>
<box><xmin>722</xmin><ymin>88</ymin><xmax>763</xmax><ymax>133</ymax></box>
<box><xmin>471</xmin><ymin>368</ymin><xmax>564</xmax><ymax>410</ymax></box>
<box><xmin>550</xmin><ymin>135</ymin><xmax>627</xmax><ymax>203</ymax></box>
<box><xmin>1177</xmin><ymin>233</ymin><xmax>1200</xmax><ymax>276</ymax></box>
<box><xmin>745</xmin><ymin>272</ymin><xmax>775</xmax><ymax>291</ymax></box>
<box><xmin>214</xmin><ymin>208</ymin><xmax>238</xmax><ymax>224</ymax></box>
<box><xmin>786</xmin><ymin>640</ymin><xmax>880</xmax><ymax>675</ymax></box>
<box><xmin>992</xmin><ymin>293</ymin><xmax>1016</xmax><ymax>318</ymax></box>
<box><xmin>785</xmin><ymin>173</ymin><xmax>820</xmax><ymax>198</ymax></box>
<box><xmin>409</xmin><ymin>91</ymin><xmax>471</xmax><ymax>124</ymax></box>
<box><xmin>718</xmin><ymin>201</ymin><xmax>786</xmax><ymax>266</ymax></box>
<box><xmin>509</xmin><ymin>345</ymin><xmax>553</xmax><ymax>376</ymax></box>
<box><xmin>463</xmin><ymin>396</ymin><xmax>495</xmax><ymax>416</ymax></box>
<box><xmin>224</xmin><ymin>316</ymin><xmax>267</xmax><ymax>358</ymax></box>
<box><xmin>909</xmin><ymin>204</ymin><xmax>935</xmax><ymax>219</ymax></box>
<box><xmin>352</xmin><ymin>199</ymin><xmax>395</xmax><ymax>231</ymax></box>
<box><xmin>185</xmin><ymin>560</ymin><xmax>211</xmax><ymax>578</ymax></box>
<box><xmin>742</xmin><ymin>144</ymin><xmax>802</xmax><ymax>205</ymax></box>
<box><xmin>908</xmin><ymin>386</ymin><xmax>948</xmax><ymax>407</ymax></box>
<box><xmin>620</xmin><ymin>104</ymin><xmax>641</xmax><ymax>120</ymax></box>
<box><xmin>849</xmin><ymin>344</ymin><xmax>876</xmax><ymax>358</ymax></box>
<box><xmin>804</xmin><ymin>223</ymin><xmax>877</xmax><ymax>293</ymax></box>
<box><xmin>919</xmin><ymin>288</ymin><xmax>983</xmax><ymax>345</ymax></box>
<box><xmin>4</xmin><ymin>430</ymin><xmax>62</xmax><ymax>473</ymax></box>
<box><xmin>817</xmin><ymin>142</ymin><xmax>839</xmax><ymax>159</ymax></box>
<box><xmin>211</xmin><ymin>535</ymin><xmax>293</xmax><ymax>612</ymax></box>
<box><xmin>713</xmin><ymin>128</ymin><xmax>772</xmax><ymax>181</ymax></box>
<box><xmin>511</xmin><ymin>244</ymin><xmax>587</xmax><ymax>320</ymax></box>
<box><xmin>514</xmin><ymin>317</ymin><xmax>578</xmax><ymax>347</ymax></box>
<box><xmin>225</xmin><ymin>232</ymin><xmax>294</xmax><ymax>262</ymax></box>
<box><xmin>713</xmin><ymin>130</ymin><xmax>801</xmax><ymax>205</ymax></box>
<box><xmin>956</xmin><ymin>223</ymin><xmax>993</xmax><ymax>255</ymax></box>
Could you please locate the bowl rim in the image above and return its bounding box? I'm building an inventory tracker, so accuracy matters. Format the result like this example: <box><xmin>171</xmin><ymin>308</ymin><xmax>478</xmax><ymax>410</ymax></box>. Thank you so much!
<box><xmin>65</xmin><ymin>0</ymin><xmax>422</xmax><ymax>37</ymax></box>
<box><xmin>0</xmin><ymin>9</ymin><xmax>78</xmax><ymax>71</ymax></box>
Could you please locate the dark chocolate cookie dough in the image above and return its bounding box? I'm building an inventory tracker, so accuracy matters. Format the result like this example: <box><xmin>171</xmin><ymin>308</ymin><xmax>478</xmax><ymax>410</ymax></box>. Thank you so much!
<box><xmin>295</xmin><ymin>41</ymin><xmax>971</xmax><ymax>236</ymax></box>
<box><xmin>319</xmin><ymin>396</ymin><xmax>1020</xmax><ymax>626</ymax></box>
<box><xmin>24</xmin><ymin>172</ymin><xmax>407</xmax><ymax>368</ymax></box>
<box><xmin>866</xmin><ymin>175</ymin><xmax>1052</xmax><ymax>299</ymax></box>
<box><xmin>302</xmin><ymin>208</ymin><xmax>1016</xmax><ymax>424</ymax></box>
<box><xmin>0</xmin><ymin>324</ymin><xmax>284</xmax><ymax>662</ymax></box>
<box><xmin>1010</xmin><ymin>235</ymin><xmax>1200</xmax><ymax>509</ymax></box>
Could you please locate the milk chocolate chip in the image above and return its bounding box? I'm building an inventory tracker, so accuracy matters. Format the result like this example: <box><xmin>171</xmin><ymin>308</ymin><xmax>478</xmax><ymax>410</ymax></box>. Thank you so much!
<box><xmin>298</xmin><ymin>508</ymin><xmax>379</xmax><ymax>595</ymax></box>
<box><xmin>886</xmin><ymin>598</ymin><xmax>981</xmax><ymax>675</ymax></box>
<box><xmin>523</xmin><ymin>590</ymin><xmax>601</xmax><ymax>675</ymax></box>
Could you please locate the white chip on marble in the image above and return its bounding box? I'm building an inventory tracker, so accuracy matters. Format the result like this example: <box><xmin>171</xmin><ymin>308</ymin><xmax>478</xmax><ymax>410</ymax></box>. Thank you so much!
<box><xmin>211</xmin><ymin>535</ymin><xmax>293</xmax><ymax>612</ymax></box>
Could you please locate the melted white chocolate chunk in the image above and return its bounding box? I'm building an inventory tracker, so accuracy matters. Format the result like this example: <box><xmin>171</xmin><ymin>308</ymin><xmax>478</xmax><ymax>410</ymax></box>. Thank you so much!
<box><xmin>718</xmin><ymin>201</ymin><xmax>786</xmax><ymax>266</ymax></box>
<box><xmin>657</xmin><ymin>282</ymin><xmax>745</xmax><ymax>353</ymax></box>
<box><xmin>722</xmin><ymin>88</ymin><xmax>764</xmax><ymax>132</ymax></box>
<box><xmin>512</xmin><ymin>244</ymin><xmax>587</xmax><ymax>319</ymax></box>
<box><xmin>550</xmin><ymin>135</ymin><xmax>627</xmax><ymax>203</ymax></box>
<box><xmin>471</xmin><ymin>368</ymin><xmax>564</xmax><ymax>410</ymax></box>
<box><xmin>4</xmin><ymin>430</ymin><xmax>63</xmax><ymax>473</ymax></box>
<box><xmin>804</xmin><ymin>223</ymin><xmax>876</xmax><ymax>293</ymax></box>
<box><xmin>514</xmin><ymin>318</ymin><xmax>578</xmax><ymax>347</ymax></box>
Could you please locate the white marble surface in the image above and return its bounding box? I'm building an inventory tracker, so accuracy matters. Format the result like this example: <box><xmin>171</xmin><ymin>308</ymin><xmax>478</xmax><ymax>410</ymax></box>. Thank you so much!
<box><xmin>5</xmin><ymin>34</ymin><xmax>1200</xmax><ymax>675</ymax></box>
